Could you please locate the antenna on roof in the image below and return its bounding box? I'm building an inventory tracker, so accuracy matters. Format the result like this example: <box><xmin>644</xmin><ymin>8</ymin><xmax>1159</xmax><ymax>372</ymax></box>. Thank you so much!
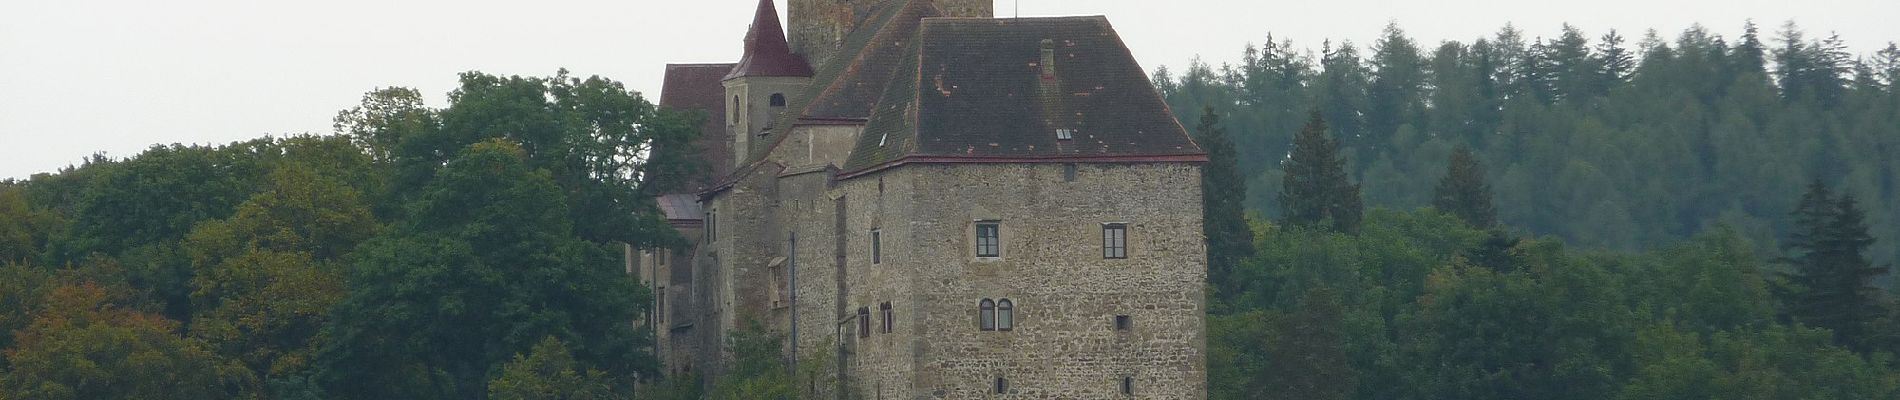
<box><xmin>1015</xmin><ymin>0</ymin><xmax>1020</xmax><ymax>18</ymax></box>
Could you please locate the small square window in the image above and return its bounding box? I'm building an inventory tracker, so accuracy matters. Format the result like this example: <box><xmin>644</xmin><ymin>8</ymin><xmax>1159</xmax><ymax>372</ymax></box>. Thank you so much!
<box><xmin>1115</xmin><ymin>315</ymin><xmax>1132</xmax><ymax>331</ymax></box>
<box><xmin>1103</xmin><ymin>223</ymin><xmax>1128</xmax><ymax>259</ymax></box>
<box><xmin>976</xmin><ymin>222</ymin><xmax>1001</xmax><ymax>258</ymax></box>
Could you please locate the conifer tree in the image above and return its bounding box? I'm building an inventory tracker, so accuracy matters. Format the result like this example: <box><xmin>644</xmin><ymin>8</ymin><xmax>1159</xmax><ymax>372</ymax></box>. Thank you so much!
<box><xmin>1281</xmin><ymin>112</ymin><xmax>1363</xmax><ymax>233</ymax></box>
<box><xmin>1782</xmin><ymin>180</ymin><xmax>1891</xmax><ymax>352</ymax></box>
<box><xmin>1597</xmin><ymin>30</ymin><xmax>1635</xmax><ymax>85</ymax></box>
<box><xmin>1432</xmin><ymin>146</ymin><xmax>1498</xmax><ymax>228</ymax></box>
<box><xmin>1197</xmin><ymin>107</ymin><xmax>1254</xmax><ymax>297</ymax></box>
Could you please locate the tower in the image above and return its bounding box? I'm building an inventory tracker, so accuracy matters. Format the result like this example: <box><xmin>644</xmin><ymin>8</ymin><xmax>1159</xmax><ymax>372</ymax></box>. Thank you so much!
<box><xmin>789</xmin><ymin>0</ymin><xmax>994</xmax><ymax>67</ymax></box>
<box><xmin>725</xmin><ymin>0</ymin><xmax>814</xmax><ymax>168</ymax></box>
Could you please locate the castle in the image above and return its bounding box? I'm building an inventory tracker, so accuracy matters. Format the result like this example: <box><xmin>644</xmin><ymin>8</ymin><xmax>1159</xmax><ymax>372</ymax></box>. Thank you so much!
<box><xmin>638</xmin><ymin>0</ymin><xmax>1209</xmax><ymax>397</ymax></box>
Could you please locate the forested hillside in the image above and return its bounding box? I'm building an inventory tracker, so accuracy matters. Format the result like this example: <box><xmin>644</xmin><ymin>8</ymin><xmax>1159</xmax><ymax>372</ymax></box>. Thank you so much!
<box><xmin>1155</xmin><ymin>21</ymin><xmax>1900</xmax><ymax>263</ymax></box>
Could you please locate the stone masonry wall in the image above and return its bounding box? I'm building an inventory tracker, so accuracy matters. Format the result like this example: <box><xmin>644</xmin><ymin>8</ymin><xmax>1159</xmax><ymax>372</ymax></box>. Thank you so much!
<box><xmin>898</xmin><ymin>162</ymin><xmax>1208</xmax><ymax>399</ymax></box>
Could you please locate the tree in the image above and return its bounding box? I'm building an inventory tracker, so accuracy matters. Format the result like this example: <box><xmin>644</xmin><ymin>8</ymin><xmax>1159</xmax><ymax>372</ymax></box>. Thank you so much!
<box><xmin>1280</xmin><ymin>112</ymin><xmax>1363</xmax><ymax>233</ymax></box>
<box><xmin>1</xmin><ymin>283</ymin><xmax>253</xmax><ymax>399</ymax></box>
<box><xmin>488</xmin><ymin>337</ymin><xmax>617</xmax><ymax>400</ymax></box>
<box><xmin>707</xmin><ymin>321</ymin><xmax>794</xmax><ymax>400</ymax></box>
<box><xmin>1781</xmin><ymin>180</ymin><xmax>1890</xmax><ymax>352</ymax></box>
<box><xmin>315</xmin><ymin>140</ymin><xmax>651</xmax><ymax>400</ymax></box>
<box><xmin>1197</xmin><ymin>107</ymin><xmax>1254</xmax><ymax>298</ymax></box>
<box><xmin>1432</xmin><ymin>146</ymin><xmax>1499</xmax><ymax>228</ymax></box>
<box><xmin>1598</xmin><ymin>30</ymin><xmax>1635</xmax><ymax>85</ymax></box>
<box><xmin>1259</xmin><ymin>288</ymin><xmax>1354</xmax><ymax>400</ymax></box>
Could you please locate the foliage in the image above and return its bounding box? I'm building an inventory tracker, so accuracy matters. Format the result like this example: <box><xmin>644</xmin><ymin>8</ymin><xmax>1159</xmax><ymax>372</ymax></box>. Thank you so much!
<box><xmin>315</xmin><ymin>140</ymin><xmax>650</xmax><ymax>399</ymax></box>
<box><xmin>1432</xmin><ymin>146</ymin><xmax>1498</xmax><ymax>228</ymax></box>
<box><xmin>1198</xmin><ymin>106</ymin><xmax>1256</xmax><ymax>299</ymax></box>
<box><xmin>1778</xmin><ymin>180</ymin><xmax>1890</xmax><ymax>352</ymax></box>
<box><xmin>707</xmin><ymin>321</ymin><xmax>795</xmax><ymax>400</ymax></box>
<box><xmin>0</xmin><ymin>283</ymin><xmax>253</xmax><ymax>399</ymax></box>
<box><xmin>1280</xmin><ymin>112</ymin><xmax>1364</xmax><ymax>233</ymax></box>
<box><xmin>488</xmin><ymin>337</ymin><xmax>617</xmax><ymax>400</ymax></box>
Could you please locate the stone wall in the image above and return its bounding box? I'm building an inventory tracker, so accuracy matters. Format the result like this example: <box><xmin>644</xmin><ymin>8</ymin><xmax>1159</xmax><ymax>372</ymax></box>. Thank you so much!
<box><xmin>824</xmin><ymin>162</ymin><xmax>1207</xmax><ymax>399</ymax></box>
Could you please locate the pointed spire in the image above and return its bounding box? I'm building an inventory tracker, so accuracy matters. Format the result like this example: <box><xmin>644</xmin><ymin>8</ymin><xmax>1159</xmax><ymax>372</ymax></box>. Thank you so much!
<box><xmin>726</xmin><ymin>0</ymin><xmax>814</xmax><ymax>80</ymax></box>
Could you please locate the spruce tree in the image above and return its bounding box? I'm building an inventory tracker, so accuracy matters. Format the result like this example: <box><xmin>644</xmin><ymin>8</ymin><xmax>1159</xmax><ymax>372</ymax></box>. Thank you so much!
<box><xmin>1281</xmin><ymin>112</ymin><xmax>1363</xmax><ymax>233</ymax></box>
<box><xmin>1197</xmin><ymin>107</ymin><xmax>1254</xmax><ymax>298</ymax></box>
<box><xmin>1783</xmin><ymin>180</ymin><xmax>1891</xmax><ymax>352</ymax></box>
<box><xmin>1432</xmin><ymin>146</ymin><xmax>1498</xmax><ymax>228</ymax></box>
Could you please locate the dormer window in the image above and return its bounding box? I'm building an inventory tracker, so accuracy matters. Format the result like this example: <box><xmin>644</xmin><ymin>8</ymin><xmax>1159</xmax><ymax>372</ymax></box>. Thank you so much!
<box><xmin>1056</xmin><ymin>128</ymin><xmax>1074</xmax><ymax>140</ymax></box>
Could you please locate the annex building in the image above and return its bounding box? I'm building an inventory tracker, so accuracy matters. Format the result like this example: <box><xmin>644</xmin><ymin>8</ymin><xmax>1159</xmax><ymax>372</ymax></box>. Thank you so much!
<box><xmin>637</xmin><ymin>0</ymin><xmax>1209</xmax><ymax>397</ymax></box>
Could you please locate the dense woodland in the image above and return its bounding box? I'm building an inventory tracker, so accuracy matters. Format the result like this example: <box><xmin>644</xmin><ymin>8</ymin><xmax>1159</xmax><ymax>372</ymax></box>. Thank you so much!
<box><xmin>0</xmin><ymin>20</ymin><xmax>1896</xmax><ymax>400</ymax></box>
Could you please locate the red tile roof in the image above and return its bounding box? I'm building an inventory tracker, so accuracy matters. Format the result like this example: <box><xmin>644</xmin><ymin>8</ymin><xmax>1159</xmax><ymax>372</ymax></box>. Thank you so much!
<box><xmin>659</xmin><ymin>63</ymin><xmax>737</xmax><ymax>187</ymax></box>
<box><xmin>725</xmin><ymin>0</ymin><xmax>814</xmax><ymax>80</ymax></box>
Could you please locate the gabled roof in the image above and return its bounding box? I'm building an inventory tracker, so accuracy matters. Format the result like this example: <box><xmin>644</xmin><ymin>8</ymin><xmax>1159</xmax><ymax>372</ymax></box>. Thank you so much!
<box><xmin>747</xmin><ymin>0</ymin><xmax>942</xmax><ymax>162</ymax></box>
<box><xmin>726</xmin><ymin>0</ymin><xmax>814</xmax><ymax>80</ymax></box>
<box><xmin>842</xmin><ymin>16</ymin><xmax>1205</xmax><ymax>173</ymax></box>
<box><xmin>659</xmin><ymin>63</ymin><xmax>738</xmax><ymax>186</ymax></box>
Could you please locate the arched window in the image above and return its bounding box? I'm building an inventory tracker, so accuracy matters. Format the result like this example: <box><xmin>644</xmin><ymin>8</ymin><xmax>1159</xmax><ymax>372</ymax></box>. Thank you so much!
<box><xmin>731</xmin><ymin>96</ymin><xmax>740</xmax><ymax>123</ymax></box>
<box><xmin>857</xmin><ymin>307</ymin><xmax>872</xmax><ymax>338</ymax></box>
<box><xmin>979</xmin><ymin>299</ymin><xmax>996</xmax><ymax>331</ymax></box>
<box><xmin>770</xmin><ymin>93</ymin><xmax>787</xmax><ymax>107</ymax></box>
<box><xmin>997</xmin><ymin>299</ymin><xmax>1015</xmax><ymax>331</ymax></box>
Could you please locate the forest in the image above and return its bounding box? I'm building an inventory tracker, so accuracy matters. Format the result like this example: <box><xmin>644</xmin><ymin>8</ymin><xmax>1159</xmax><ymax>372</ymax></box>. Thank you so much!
<box><xmin>0</xmin><ymin>20</ymin><xmax>1895</xmax><ymax>399</ymax></box>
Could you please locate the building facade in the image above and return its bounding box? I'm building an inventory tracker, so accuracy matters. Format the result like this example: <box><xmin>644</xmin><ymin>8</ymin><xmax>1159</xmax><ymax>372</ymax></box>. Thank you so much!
<box><xmin>640</xmin><ymin>1</ymin><xmax>1209</xmax><ymax>398</ymax></box>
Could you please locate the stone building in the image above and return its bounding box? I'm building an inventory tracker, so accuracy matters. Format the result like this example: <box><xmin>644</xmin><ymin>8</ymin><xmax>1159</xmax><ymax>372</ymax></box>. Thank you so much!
<box><xmin>637</xmin><ymin>0</ymin><xmax>1209</xmax><ymax>398</ymax></box>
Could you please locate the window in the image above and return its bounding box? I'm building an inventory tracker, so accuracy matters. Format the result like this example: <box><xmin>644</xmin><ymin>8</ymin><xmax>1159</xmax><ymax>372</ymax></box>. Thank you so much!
<box><xmin>1064</xmin><ymin>163</ymin><xmax>1078</xmax><ymax>182</ymax></box>
<box><xmin>657</xmin><ymin>287</ymin><xmax>666</xmax><ymax>325</ymax></box>
<box><xmin>1121</xmin><ymin>376</ymin><xmax>1134</xmax><ymax>395</ymax></box>
<box><xmin>996</xmin><ymin>299</ymin><xmax>1014</xmax><ymax>331</ymax></box>
<box><xmin>871</xmin><ymin>229</ymin><xmax>882</xmax><ymax>265</ymax></box>
<box><xmin>731</xmin><ymin>96</ymin><xmax>740</xmax><ymax>123</ymax></box>
<box><xmin>979</xmin><ymin>299</ymin><xmax>996</xmax><ymax>331</ymax></box>
<box><xmin>1103</xmin><ymin>223</ymin><xmax>1128</xmax><ymax>259</ymax></box>
<box><xmin>706</xmin><ymin>210</ymin><xmax>718</xmax><ymax>241</ymax></box>
<box><xmin>770</xmin><ymin>93</ymin><xmax>787</xmax><ymax>107</ymax></box>
<box><xmin>880</xmin><ymin>302</ymin><xmax>894</xmax><ymax>334</ymax></box>
<box><xmin>1056</xmin><ymin>128</ymin><xmax>1074</xmax><ymax>140</ymax></box>
<box><xmin>994</xmin><ymin>376</ymin><xmax>1009</xmax><ymax>394</ymax></box>
<box><xmin>975</xmin><ymin>222</ymin><xmax>1001</xmax><ymax>258</ymax></box>
<box><xmin>1115</xmin><ymin>315</ymin><xmax>1132</xmax><ymax>331</ymax></box>
<box><xmin>858</xmin><ymin>307</ymin><xmax>871</xmax><ymax>338</ymax></box>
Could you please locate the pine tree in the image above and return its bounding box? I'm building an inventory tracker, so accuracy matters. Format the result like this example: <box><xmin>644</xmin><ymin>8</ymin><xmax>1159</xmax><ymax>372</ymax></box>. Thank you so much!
<box><xmin>1597</xmin><ymin>30</ymin><xmax>1635</xmax><ymax>86</ymax></box>
<box><xmin>1432</xmin><ymin>146</ymin><xmax>1498</xmax><ymax>228</ymax></box>
<box><xmin>1281</xmin><ymin>112</ymin><xmax>1363</xmax><ymax>233</ymax></box>
<box><xmin>1782</xmin><ymin>180</ymin><xmax>1891</xmax><ymax>352</ymax></box>
<box><xmin>1734</xmin><ymin>20</ymin><xmax>1769</xmax><ymax>76</ymax></box>
<box><xmin>1197</xmin><ymin>107</ymin><xmax>1254</xmax><ymax>298</ymax></box>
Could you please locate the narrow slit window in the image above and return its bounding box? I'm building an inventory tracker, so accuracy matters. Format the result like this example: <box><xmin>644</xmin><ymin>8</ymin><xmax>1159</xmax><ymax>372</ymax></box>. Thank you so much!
<box><xmin>995</xmin><ymin>376</ymin><xmax>1009</xmax><ymax>394</ymax></box>
<box><xmin>1122</xmin><ymin>376</ymin><xmax>1134</xmax><ymax>395</ymax></box>
<box><xmin>871</xmin><ymin>229</ymin><xmax>882</xmax><ymax>264</ymax></box>
<box><xmin>1103</xmin><ymin>223</ymin><xmax>1128</xmax><ymax>259</ymax></box>
<box><xmin>976</xmin><ymin>222</ymin><xmax>1001</xmax><ymax>258</ymax></box>
<box><xmin>880</xmin><ymin>302</ymin><xmax>894</xmax><ymax>334</ymax></box>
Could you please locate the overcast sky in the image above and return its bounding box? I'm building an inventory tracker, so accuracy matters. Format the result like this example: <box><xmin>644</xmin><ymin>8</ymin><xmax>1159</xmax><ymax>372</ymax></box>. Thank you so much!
<box><xmin>3</xmin><ymin>0</ymin><xmax>1895</xmax><ymax>179</ymax></box>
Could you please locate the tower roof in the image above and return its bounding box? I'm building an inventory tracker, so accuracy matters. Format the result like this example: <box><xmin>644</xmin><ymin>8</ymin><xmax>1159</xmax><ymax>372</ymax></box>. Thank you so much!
<box><xmin>725</xmin><ymin>0</ymin><xmax>814</xmax><ymax>80</ymax></box>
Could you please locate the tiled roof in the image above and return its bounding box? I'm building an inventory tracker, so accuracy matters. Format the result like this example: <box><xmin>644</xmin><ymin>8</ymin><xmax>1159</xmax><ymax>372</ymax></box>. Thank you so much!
<box><xmin>656</xmin><ymin>193</ymin><xmax>703</xmax><ymax>221</ymax></box>
<box><xmin>726</xmin><ymin>0</ymin><xmax>814</xmax><ymax>80</ymax></box>
<box><xmin>842</xmin><ymin>16</ymin><xmax>1204</xmax><ymax>172</ymax></box>
<box><xmin>660</xmin><ymin>63</ymin><xmax>737</xmax><ymax>187</ymax></box>
<box><xmin>747</xmin><ymin>0</ymin><xmax>941</xmax><ymax>162</ymax></box>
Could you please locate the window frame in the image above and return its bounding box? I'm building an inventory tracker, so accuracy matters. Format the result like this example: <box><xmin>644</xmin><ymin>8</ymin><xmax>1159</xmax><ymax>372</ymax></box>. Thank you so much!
<box><xmin>880</xmin><ymin>302</ymin><xmax>894</xmax><ymax>334</ymax></box>
<box><xmin>857</xmin><ymin>307</ymin><xmax>872</xmax><ymax>338</ymax></box>
<box><xmin>979</xmin><ymin>299</ymin><xmax>996</xmax><ymax>331</ymax></box>
<box><xmin>1103</xmin><ymin>223</ymin><xmax>1128</xmax><ymax>259</ymax></box>
<box><xmin>769</xmin><ymin>93</ymin><xmax>787</xmax><ymax>107</ymax></box>
<box><xmin>871</xmin><ymin>229</ymin><xmax>882</xmax><ymax>265</ymax></box>
<box><xmin>975</xmin><ymin>221</ymin><xmax>1001</xmax><ymax>258</ymax></box>
<box><xmin>996</xmin><ymin>298</ymin><xmax>1015</xmax><ymax>331</ymax></box>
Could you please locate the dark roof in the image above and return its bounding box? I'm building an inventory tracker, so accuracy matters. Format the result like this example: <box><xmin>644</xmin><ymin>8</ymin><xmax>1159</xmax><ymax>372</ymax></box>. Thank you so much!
<box><xmin>842</xmin><ymin>16</ymin><xmax>1204</xmax><ymax>172</ymax></box>
<box><xmin>656</xmin><ymin>193</ymin><xmax>703</xmax><ymax>222</ymax></box>
<box><xmin>748</xmin><ymin>0</ymin><xmax>941</xmax><ymax>162</ymax></box>
<box><xmin>659</xmin><ymin>63</ymin><xmax>737</xmax><ymax>186</ymax></box>
<box><xmin>725</xmin><ymin>0</ymin><xmax>814</xmax><ymax>80</ymax></box>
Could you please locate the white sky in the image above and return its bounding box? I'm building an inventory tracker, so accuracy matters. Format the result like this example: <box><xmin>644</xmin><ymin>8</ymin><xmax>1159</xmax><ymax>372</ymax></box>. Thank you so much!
<box><xmin>3</xmin><ymin>0</ymin><xmax>1895</xmax><ymax>179</ymax></box>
